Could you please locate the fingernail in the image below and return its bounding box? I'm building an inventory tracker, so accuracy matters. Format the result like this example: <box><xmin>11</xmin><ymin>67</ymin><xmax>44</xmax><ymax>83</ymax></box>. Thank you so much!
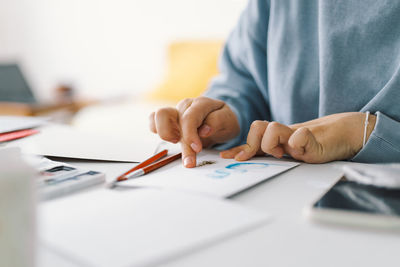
<box><xmin>199</xmin><ymin>125</ymin><xmax>211</xmax><ymax>137</ymax></box>
<box><xmin>190</xmin><ymin>142</ymin><xmax>201</xmax><ymax>152</ymax></box>
<box><xmin>184</xmin><ymin>156</ymin><xmax>194</xmax><ymax>167</ymax></box>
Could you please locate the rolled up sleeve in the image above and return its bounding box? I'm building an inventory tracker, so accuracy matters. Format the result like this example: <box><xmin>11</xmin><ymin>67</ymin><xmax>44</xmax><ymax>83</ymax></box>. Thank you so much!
<box><xmin>352</xmin><ymin>111</ymin><xmax>400</xmax><ymax>163</ymax></box>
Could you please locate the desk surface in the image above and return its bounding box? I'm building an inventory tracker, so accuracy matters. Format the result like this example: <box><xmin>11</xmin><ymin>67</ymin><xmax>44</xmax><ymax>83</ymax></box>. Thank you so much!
<box><xmin>38</xmin><ymin>158</ymin><xmax>399</xmax><ymax>267</ymax></box>
<box><xmin>32</xmin><ymin>102</ymin><xmax>399</xmax><ymax>266</ymax></box>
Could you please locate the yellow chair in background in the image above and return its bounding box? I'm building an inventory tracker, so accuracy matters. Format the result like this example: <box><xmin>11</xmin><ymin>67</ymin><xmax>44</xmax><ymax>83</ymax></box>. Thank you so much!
<box><xmin>148</xmin><ymin>40</ymin><xmax>223</xmax><ymax>102</ymax></box>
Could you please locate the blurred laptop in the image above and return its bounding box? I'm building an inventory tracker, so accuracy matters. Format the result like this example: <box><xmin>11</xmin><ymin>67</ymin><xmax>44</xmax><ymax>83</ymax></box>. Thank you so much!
<box><xmin>0</xmin><ymin>64</ymin><xmax>37</xmax><ymax>104</ymax></box>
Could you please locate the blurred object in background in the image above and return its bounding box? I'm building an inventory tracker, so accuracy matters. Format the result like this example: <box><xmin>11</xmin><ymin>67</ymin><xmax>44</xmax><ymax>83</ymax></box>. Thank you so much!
<box><xmin>0</xmin><ymin>0</ymin><xmax>246</xmax><ymax>134</ymax></box>
<box><xmin>148</xmin><ymin>40</ymin><xmax>223</xmax><ymax>103</ymax></box>
<box><xmin>55</xmin><ymin>83</ymin><xmax>74</xmax><ymax>104</ymax></box>
<box><xmin>0</xmin><ymin>0</ymin><xmax>246</xmax><ymax>101</ymax></box>
<box><xmin>0</xmin><ymin>64</ymin><xmax>37</xmax><ymax>104</ymax></box>
<box><xmin>0</xmin><ymin>147</ymin><xmax>37</xmax><ymax>267</ymax></box>
<box><xmin>0</xmin><ymin>63</ymin><xmax>97</xmax><ymax>123</ymax></box>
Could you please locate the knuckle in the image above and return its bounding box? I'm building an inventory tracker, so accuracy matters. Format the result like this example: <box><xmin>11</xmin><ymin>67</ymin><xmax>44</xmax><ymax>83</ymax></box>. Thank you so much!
<box><xmin>191</xmin><ymin>97</ymin><xmax>207</xmax><ymax>108</ymax></box>
<box><xmin>194</xmin><ymin>96</ymin><xmax>223</xmax><ymax>107</ymax></box>
<box><xmin>267</xmin><ymin>121</ymin><xmax>281</xmax><ymax>131</ymax></box>
<box><xmin>298</xmin><ymin>126</ymin><xmax>311</xmax><ymax>135</ymax></box>
<box><xmin>180</xmin><ymin>98</ymin><xmax>193</xmax><ymax>105</ymax></box>
<box><xmin>194</xmin><ymin>96</ymin><xmax>208</xmax><ymax>102</ymax></box>
<box><xmin>293</xmin><ymin>127</ymin><xmax>310</xmax><ymax>142</ymax></box>
<box><xmin>250</xmin><ymin>120</ymin><xmax>267</xmax><ymax>131</ymax></box>
<box><xmin>154</xmin><ymin>107</ymin><xmax>168</xmax><ymax>117</ymax></box>
<box><xmin>182</xmin><ymin>97</ymin><xmax>193</xmax><ymax>105</ymax></box>
<box><xmin>192</xmin><ymin>96</ymin><xmax>205</xmax><ymax>104</ymax></box>
<box><xmin>155</xmin><ymin>107</ymin><xmax>176</xmax><ymax>118</ymax></box>
<box><xmin>177</xmin><ymin>98</ymin><xmax>193</xmax><ymax>110</ymax></box>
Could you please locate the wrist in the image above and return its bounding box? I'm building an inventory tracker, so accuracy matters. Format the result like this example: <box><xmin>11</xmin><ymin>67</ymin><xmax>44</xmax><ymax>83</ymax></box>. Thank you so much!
<box><xmin>351</xmin><ymin>112</ymin><xmax>377</xmax><ymax>156</ymax></box>
<box><xmin>365</xmin><ymin>113</ymin><xmax>377</xmax><ymax>144</ymax></box>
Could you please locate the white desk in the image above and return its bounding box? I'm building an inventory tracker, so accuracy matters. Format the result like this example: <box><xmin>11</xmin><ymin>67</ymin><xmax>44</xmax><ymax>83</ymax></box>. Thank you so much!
<box><xmin>38</xmin><ymin>158</ymin><xmax>399</xmax><ymax>267</ymax></box>
<box><xmin>31</xmin><ymin>101</ymin><xmax>399</xmax><ymax>266</ymax></box>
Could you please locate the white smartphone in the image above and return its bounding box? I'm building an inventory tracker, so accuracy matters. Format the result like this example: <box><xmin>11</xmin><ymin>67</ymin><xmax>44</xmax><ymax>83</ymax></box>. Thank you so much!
<box><xmin>305</xmin><ymin>177</ymin><xmax>400</xmax><ymax>229</ymax></box>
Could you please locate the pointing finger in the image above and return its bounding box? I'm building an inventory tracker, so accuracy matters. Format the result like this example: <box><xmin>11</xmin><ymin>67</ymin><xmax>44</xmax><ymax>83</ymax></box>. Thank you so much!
<box><xmin>181</xmin><ymin>141</ymin><xmax>197</xmax><ymax>168</ymax></box>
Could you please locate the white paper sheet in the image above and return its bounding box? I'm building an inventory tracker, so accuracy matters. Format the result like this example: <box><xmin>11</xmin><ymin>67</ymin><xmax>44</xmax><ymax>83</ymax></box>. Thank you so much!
<box><xmin>8</xmin><ymin>124</ymin><xmax>158</xmax><ymax>162</ymax></box>
<box><xmin>120</xmin><ymin>150</ymin><xmax>299</xmax><ymax>198</ymax></box>
<box><xmin>0</xmin><ymin>115</ymin><xmax>48</xmax><ymax>133</ymax></box>
<box><xmin>39</xmin><ymin>188</ymin><xmax>269</xmax><ymax>267</ymax></box>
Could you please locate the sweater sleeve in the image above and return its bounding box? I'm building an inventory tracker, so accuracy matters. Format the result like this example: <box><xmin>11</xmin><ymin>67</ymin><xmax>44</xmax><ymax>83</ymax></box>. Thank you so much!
<box><xmin>203</xmin><ymin>0</ymin><xmax>271</xmax><ymax>150</ymax></box>
<box><xmin>352</xmin><ymin>111</ymin><xmax>400</xmax><ymax>163</ymax></box>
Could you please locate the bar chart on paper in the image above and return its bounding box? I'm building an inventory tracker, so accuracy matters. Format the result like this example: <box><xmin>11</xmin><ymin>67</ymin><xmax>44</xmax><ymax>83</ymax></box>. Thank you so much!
<box><xmin>121</xmin><ymin>150</ymin><xmax>299</xmax><ymax>198</ymax></box>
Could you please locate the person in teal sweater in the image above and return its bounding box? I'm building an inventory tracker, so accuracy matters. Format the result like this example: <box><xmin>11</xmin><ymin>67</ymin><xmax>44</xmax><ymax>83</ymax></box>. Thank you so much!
<box><xmin>149</xmin><ymin>0</ymin><xmax>400</xmax><ymax>167</ymax></box>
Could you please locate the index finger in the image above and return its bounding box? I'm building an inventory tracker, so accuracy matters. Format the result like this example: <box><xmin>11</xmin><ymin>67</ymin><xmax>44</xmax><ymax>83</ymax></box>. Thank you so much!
<box><xmin>180</xmin><ymin>141</ymin><xmax>197</xmax><ymax>168</ymax></box>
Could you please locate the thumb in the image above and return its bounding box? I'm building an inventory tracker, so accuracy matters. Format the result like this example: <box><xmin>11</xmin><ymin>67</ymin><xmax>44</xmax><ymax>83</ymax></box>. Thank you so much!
<box><xmin>288</xmin><ymin>127</ymin><xmax>323</xmax><ymax>163</ymax></box>
<box><xmin>198</xmin><ymin>104</ymin><xmax>240</xmax><ymax>143</ymax></box>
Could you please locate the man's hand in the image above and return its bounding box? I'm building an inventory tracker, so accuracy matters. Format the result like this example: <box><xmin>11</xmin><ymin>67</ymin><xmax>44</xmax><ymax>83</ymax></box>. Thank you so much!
<box><xmin>149</xmin><ymin>97</ymin><xmax>240</xmax><ymax>167</ymax></box>
<box><xmin>220</xmin><ymin>112</ymin><xmax>376</xmax><ymax>163</ymax></box>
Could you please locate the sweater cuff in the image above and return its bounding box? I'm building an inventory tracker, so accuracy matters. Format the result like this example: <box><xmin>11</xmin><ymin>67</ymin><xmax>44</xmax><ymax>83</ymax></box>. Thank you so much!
<box><xmin>352</xmin><ymin>111</ymin><xmax>400</xmax><ymax>163</ymax></box>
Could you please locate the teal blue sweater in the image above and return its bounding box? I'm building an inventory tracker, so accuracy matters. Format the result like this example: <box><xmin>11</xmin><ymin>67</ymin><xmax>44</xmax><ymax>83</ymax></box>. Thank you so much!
<box><xmin>205</xmin><ymin>0</ymin><xmax>400</xmax><ymax>163</ymax></box>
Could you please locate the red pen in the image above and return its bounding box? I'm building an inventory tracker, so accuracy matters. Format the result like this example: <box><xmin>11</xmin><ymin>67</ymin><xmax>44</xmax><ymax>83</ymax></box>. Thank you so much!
<box><xmin>0</xmin><ymin>129</ymin><xmax>39</xmax><ymax>142</ymax></box>
<box><xmin>115</xmin><ymin>149</ymin><xmax>168</xmax><ymax>182</ymax></box>
<box><xmin>123</xmin><ymin>152</ymin><xmax>182</xmax><ymax>180</ymax></box>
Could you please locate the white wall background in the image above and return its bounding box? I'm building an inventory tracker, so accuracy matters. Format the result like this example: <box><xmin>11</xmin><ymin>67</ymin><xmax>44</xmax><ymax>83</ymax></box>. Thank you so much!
<box><xmin>0</xmin><ymin>0</ymin><xmax>247</xmax><ymax>101</ymax></box>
